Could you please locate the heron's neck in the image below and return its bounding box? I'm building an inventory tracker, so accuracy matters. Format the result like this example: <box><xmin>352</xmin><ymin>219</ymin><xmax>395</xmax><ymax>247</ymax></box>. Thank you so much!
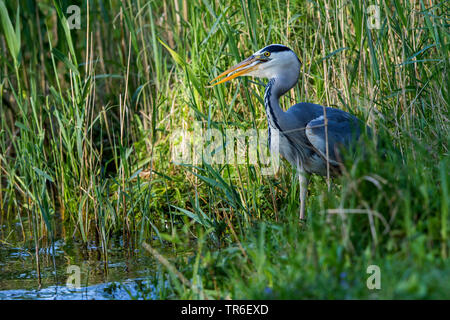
<box><xmin>264</xmin><ymin>77</ymin><xmax>291</xmax><ymax>130</ymax></box>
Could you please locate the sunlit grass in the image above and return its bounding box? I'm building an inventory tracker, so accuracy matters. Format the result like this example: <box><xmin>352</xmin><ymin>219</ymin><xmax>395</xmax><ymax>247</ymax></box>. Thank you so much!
<box><xmin>0</xmin><ymin>0</ymin><xmax>448</xmax><ymax>299</ymax></box>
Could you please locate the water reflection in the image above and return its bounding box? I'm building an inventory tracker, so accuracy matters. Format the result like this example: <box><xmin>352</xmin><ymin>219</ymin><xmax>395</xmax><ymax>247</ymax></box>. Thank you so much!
<box><xmin>0</xmin><ymin>278</ymin><xmax>157</xmax><ymax>300</ymax></box>
<box><xmin>0</xmin><ymin>234</ymin><xmax>182</xmax><ymax>300</ymax></box>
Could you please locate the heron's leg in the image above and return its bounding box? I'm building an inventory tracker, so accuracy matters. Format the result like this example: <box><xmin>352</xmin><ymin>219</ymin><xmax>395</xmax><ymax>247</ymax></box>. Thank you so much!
<box><xmin>298</xmin><ymin>172</ymin><xmax>309</xmax><ymax>221</ymax></box>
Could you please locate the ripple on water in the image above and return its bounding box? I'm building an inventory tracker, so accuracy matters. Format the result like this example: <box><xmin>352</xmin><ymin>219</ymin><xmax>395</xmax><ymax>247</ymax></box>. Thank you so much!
<box><xmin>0</xmin><ymin>278</ymin><xmax>158</xmax><ymax>300</ymax></box>
<box><xmin>0</xmin><ymin>238</ymin><xmax>176</xmax><ymax>300</ymax></box>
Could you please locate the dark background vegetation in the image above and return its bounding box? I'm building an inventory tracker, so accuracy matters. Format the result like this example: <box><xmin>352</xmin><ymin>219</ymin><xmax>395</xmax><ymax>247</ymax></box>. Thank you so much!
<box><xmin>0</xmin><ymin>0</ymin><xmax>448</xmax><ymax>298</ymax></box>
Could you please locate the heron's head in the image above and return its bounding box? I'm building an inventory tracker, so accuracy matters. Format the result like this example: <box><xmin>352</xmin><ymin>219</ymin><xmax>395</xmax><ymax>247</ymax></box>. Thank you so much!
<box><xmin>209</xmin><ymin>44</ymin><xmax>301</xmax><ymax>87</ymax></box>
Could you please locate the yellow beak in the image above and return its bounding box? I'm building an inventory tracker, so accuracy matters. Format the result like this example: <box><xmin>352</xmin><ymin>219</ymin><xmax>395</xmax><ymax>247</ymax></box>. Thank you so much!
<box><xmin>208</xmin><ymin>55</ymin><xmax>264</xmax><ymax>87</ymax></box>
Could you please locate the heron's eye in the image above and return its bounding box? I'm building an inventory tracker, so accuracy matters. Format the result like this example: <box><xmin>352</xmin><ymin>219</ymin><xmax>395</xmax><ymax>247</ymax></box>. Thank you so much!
<box><xmin>264</xmin><ymin>51</ymin><xmax>271</xmax><ymax>57</ymax></box>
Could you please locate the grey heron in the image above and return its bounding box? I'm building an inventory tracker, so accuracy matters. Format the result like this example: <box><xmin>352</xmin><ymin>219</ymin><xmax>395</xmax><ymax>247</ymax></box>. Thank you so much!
<box><xmin>210</xmin><ymin>44</ymin><xmax>370</xmax><ymax>221</ymax></box>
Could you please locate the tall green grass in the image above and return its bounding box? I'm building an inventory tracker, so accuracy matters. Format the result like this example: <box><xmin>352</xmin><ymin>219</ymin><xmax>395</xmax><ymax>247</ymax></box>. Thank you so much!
<box><xmin>0</xmin><ymin>0</ymin><xmax>448</xmax><ymax>298</ymax></box>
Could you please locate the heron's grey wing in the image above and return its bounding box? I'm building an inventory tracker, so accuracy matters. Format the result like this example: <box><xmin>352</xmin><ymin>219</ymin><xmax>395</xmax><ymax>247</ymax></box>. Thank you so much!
<box><xmin>305</xmin><ymin>114</ymin><xmax>364</xmax><ymax>165</ymax></box>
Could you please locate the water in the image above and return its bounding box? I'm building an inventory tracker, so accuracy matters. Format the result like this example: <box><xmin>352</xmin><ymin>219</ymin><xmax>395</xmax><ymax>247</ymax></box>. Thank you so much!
<box><xmin>0</xmin><ymin>223</ymin><xmax>183</xmax><ymax>300</ymax></box>
<box><xmin>0</xmin><ymin>278</ymin><xmax>157</xmax><ymax>300</ymax></box>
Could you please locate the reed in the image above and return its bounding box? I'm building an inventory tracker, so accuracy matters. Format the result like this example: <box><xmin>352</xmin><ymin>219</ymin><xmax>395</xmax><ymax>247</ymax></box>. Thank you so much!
<box><xmin>0</xmin><ymin>0</ymin><xmax>448</xmax><ymax>298</ymax></box>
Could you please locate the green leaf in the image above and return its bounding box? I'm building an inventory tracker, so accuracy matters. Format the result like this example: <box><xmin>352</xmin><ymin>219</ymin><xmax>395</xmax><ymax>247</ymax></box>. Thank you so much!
<box><xmin>159</xmin><ymin>38</ymin><xmax>204</xmax><ymax>97</ymax></box>
<box><xmin>0</xmin><ymin>1</ymin><xmax>20</xmax><ymax>64</ymax></box>
<box><xmin>33</xmin><ymin>167</ymin><xmax>54</xmax><ymax>183</ymax></box>
<box><xmin>321</xmin><ymin>47</ymin><xmax>349</xmax><ymax>61</ymax></box>
<box><xmin>51</xmin><ymin>48</ymin><xmax>80</xmax><ymax>75</ymax></box>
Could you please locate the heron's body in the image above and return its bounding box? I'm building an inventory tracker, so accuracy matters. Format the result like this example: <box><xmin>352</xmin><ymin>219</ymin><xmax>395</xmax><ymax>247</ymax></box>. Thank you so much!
<box><xmin>264</xmin><ymin>78</ymin><xmax>364</xmax><ymax>177</ymax></box>
<box><xmin>210</xmin><ymin>44</ymin><xmax>370</xmax><ymax>220</ymax></box>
